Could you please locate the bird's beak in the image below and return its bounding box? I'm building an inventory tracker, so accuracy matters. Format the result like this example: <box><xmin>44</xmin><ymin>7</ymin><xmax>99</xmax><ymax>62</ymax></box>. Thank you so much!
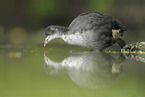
<box><xmin>44</xmin><ymin>40</ymin><xmax>47</xmax><ymax>47</ymax></box>
<box><xmin>44</xmin><ymin>38</ymin><xmax>49</xmax><ymax>47</ymax></box>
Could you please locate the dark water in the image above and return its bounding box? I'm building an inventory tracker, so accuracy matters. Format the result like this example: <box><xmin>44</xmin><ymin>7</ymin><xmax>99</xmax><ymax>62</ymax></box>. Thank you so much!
<box><xmin>0</xmin><ymin>47</ymin><xmax>145</xmax><ymax>97</ymax></box>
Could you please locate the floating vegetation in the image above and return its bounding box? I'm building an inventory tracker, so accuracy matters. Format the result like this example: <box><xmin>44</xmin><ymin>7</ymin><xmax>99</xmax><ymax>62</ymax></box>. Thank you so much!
<box><xmin>121</xmin><ymin>42</ymin><xmax>145</xmax><ymax>54</ymax></box>
<box><xmin>104</xmin><ymin>42</ymin><xmax>145</xmax><ymax>54</ymax></box>
<box><xmin>104</xmin><ymin>42</ymin><xmax>145</xmax><ymax>63</ymax></box>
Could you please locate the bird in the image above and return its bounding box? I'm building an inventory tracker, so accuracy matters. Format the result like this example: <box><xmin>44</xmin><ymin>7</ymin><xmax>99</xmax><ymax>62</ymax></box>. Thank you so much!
<box><xmin>44</xmin><ymin>12</ymin><xmax>126</xmax><ymax>51</ymax></box>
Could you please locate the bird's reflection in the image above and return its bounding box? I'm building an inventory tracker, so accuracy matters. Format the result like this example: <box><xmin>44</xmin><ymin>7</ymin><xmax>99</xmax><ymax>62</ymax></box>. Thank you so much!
<box><xmin>44</xmin><ymin>51</ymin><xmax>125</xmax><ymax>89</ymax></box>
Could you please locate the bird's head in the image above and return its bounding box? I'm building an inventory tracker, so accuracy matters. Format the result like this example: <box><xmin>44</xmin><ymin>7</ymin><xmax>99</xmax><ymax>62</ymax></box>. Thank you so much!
<box><xmin>44</xmin><ymin>26</ymin><xmax>68</xmax><ymax>47</ymax></box>
<box><xmin>44</xmin><ymin>26</ymin><xmax>59</xmax><ymax>47</ymax></box>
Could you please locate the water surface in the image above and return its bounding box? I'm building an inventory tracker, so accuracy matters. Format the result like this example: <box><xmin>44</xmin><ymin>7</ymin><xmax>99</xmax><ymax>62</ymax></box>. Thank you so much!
<box><xmin>0</xmin><ymin>46</ymin><xmax>145</xmax><ymax>97</ymax></box>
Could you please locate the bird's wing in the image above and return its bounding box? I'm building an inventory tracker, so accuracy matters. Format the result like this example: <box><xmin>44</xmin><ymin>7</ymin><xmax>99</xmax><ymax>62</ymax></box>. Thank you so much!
<box><xmin>68</xmin><ymin>12</ymin><xmax>126</xmax><ymax>33</ymax></box>
<box><xmin>68</xmin><ymin>12</ymin><xmax>103</xmax><ymax>31</ymax></box>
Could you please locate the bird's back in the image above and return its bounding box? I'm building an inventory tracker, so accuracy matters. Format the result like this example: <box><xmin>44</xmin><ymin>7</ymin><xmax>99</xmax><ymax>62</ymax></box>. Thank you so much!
<box><xmin>68</xmin><ymin>12</ymin><xmax>126</xmax><ymax>33</ymax></box>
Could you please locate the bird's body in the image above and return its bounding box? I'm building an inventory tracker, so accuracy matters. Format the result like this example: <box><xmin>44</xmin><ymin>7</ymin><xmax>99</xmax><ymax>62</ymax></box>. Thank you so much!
<box><xmin>44</xmin><ymin>12</ymin><xmax>126</xmax><ymax>50</ymax></box>
<box><xmin>62</xmin><ymin>28</ymin><xmax>114</xmax><ymax>50</ymax></box>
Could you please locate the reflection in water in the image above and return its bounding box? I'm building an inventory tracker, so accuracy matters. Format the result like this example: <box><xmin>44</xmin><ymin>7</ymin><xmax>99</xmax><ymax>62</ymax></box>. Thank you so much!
<box><xmin>44</xmin><ymin>51</ymin><xmax>125</xmax><ymax>88</ymax></box>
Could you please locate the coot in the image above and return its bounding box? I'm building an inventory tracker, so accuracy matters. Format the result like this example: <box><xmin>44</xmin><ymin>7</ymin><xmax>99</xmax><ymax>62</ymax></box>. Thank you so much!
<box><xmin>44</xmin><ymin>12</ymin><xmax>126</xmax><ymax>50</ymax></box>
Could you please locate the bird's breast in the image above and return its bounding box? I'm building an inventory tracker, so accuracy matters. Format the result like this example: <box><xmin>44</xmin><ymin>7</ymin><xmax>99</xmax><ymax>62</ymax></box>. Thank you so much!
<box><xmin>61</xmin><ymin>32</ymin><xmax>89</xmax><ymax>47</ymax></box>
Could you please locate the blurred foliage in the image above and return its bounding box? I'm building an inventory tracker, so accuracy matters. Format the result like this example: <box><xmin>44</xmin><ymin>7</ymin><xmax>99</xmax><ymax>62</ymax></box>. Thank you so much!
<box><xmin>9</xmin><ymin>27</ymin><xmax>27</xmax><ymax>45</ymax></box>
<box><xmin>0</xmin><ymin>0</ymin><xmax>115</xmax><ymax>29</ymax></box>
<box><xmin>0</xmin><ymin>0</ymin><xmax>145</xmax><ymax>45</ymax></box>
<box><xmin>0</xmin><ymin>0</ymin><xmax>145</xmax><ymax>30</ymax></box>
<box><xmin>30</xmin><ymin>0</ymin><xmax>60</xmax><ymax>17</ymax></box>
<box><xmin>91</xmin><ymin>0</ymin><xmax>113</xmax><ymax>12</ymax></box>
